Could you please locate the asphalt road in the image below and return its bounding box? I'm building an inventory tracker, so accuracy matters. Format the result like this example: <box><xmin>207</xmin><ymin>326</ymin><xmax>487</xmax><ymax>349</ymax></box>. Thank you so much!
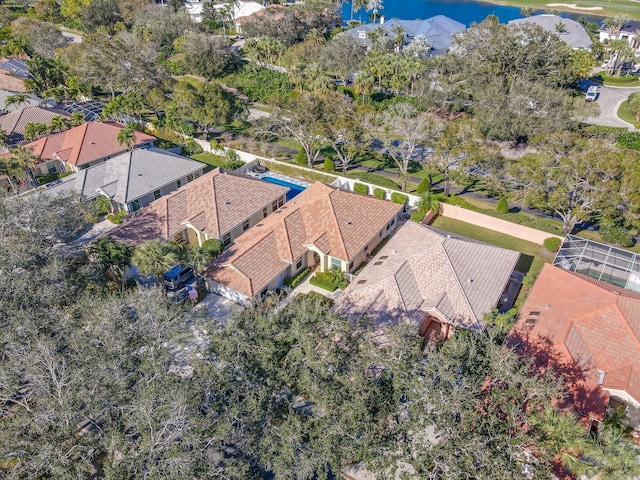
<box><xmin>581</xmin><ymin>78</ymin><xmax>640</xmax><ymax>131</ymax></box>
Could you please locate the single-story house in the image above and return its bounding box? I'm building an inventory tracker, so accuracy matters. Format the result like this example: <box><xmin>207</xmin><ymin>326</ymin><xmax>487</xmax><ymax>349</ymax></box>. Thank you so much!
<box><xmin>234</xmin><ymin>3</ymin><xmax>282</xmax><ymax>34</ymax></box>
<box><xmin>25</xmin><ymin>121</ymin><xmax>155</xmax><ymax>176</ymax></box>
<box><xmin>42</xmin><ymin>146</ymin><xmax>206</xmax><ymax>213</ymax></box>
<box><xmin>506</xmin><ymin>263</ymin><xmax>640</xmax><ymax>431</ymax></box>
<box><xmin>599</xmin><ymin>19</ymin><xmax>640</xmax><ymax>55</ymax></box>
<box><xmin>203</xmin><ymin>182</ymin><xmax>403</xmax><ymax>305</ymax></box>
<box><xmin>105</xmin><ymin>167</ymin><xmax>289</xmax><ymax>246</ymax></box>
<box><xmin>334</xmin><ymin>221</ymin><xmax>520</xmax><ymax>341</ymax></box>
<box><xmin>0</xmin><ymin>106</ymin><xmax>70</xmax><ymax>146</ymax></box>
<box><xmin>341</xmin><ymin>15</ymin><xmax>466</xmax><ymax>56</ymax></box>
<box><xmin>190</xmin><ymin>0</ymin><xmax>265</xmax><ymax>30</ymax></box>
<box><xmin>508</xmin><ymin>15</ymin><xmax>593</xmax><ymax>50</ymax></box>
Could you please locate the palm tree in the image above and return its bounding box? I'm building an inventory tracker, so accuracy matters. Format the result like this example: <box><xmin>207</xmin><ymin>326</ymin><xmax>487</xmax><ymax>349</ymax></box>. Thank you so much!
<box><xmin>9</xmin><ymin>145</ymin><xmax>40</xmax><ymax>188</ymax></box>
<box><xmin>87</xmin><ymin>238</ymin><xmax>134</xmax><ymax>292</ymax></box>
<box><xmin>353</xmin><ymin>73</ymin><xmax>374</xmax><ymax>103</ymax></box>
<box><xmin>582</xmin><ymin>425</ymin><xmax>640</xmax><ymax>480</ymax></box>
<box><xmin>366</xmin><ymin>0</ymin><xmax>383</xmax><ymax>23</ymax></box>
<box><xmin>531</xmin><ymin>406</ymin><xmax>590</xmax><ymax>474</ymax></box>
<box><xmin>49</xmin><ymin>115</ymin><xmax>67</xmax><ymax>134</ymax></box>
<box><xmin>555</xmin><ymin>21</ymin><xmax>568</xmax><ymax>34</ymax></box>
<box><xmin>4</xmin><ymin>93</ymin><xmax>27</xmax><ymax>111</ymax></box>
<box><xmin>117</xmin><ymin>127</ymin><xmax>136</xmax><ymax>151</ymax></box>
<box><xmin>545</xmin><ymin>8</ymin><xmax>560</xmax><ymax>15</ymax></box>
<box><xmin>391</xmin><ymin>25</ymin><xmax>406</xmax><ymax>52</ymax></box>
<box><xmin>520</xmin><ymin>6</ymin><xmax>536</xmax><ymax>17</ymax></box>
<box><xmin>0</xmin><ymin>156</ymin><xmax>20</xmax><ymax>193</ymax></box>
<box><xmin>416</xmin><ymin>192</ymin><xmax>441</xmax><ymax>216</ymax></box>
<box><xmin>351</xmin><ymin>0</ymin><xmax>367</xmax><ymax>21</ymax></box>
<box><xmin>132</xmin><ymin>239</ymin><xmax>179</xmax><ymax>282</ymax></box>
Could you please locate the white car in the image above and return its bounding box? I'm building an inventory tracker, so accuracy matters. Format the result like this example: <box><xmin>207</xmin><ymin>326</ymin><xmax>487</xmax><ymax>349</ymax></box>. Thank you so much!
<box><xmin>585</xmin><ymin>86</ymin><xmax>598</xmax><ymax>102</ymax></box>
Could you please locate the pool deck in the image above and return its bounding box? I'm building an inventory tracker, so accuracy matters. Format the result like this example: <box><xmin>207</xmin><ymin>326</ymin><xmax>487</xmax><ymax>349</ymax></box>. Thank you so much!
<box><xmin>245</xmin><ymin>170</ymin><xmax>311</xmax><ymax>189</ymax></box>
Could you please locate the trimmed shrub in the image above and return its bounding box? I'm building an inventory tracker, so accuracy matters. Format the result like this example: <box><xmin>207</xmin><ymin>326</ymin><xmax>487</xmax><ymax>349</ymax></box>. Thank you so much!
<box><xmin>373</xmin><ymin>188</ymin><xmax>385</xmax><ymax>200</ymax></box>
<box><xmin>36</xmin><ymin>171</ymin><xmax>72</xmax><ymax>185</ymax></box>
<box><xmin>283</xmin><ymin>268</ymin><xmax>310</xmax><ymax>288</ymax></box>
<box><xmin>223</xmin><ymin>160</ymin><xmax>245</xmax><ymax>171</ymax></box>
<box><xmin>182</xmin><ymin>138</ymin><xmax>203</xmax><ymax>156</ymax></box>
<box><xmin>295</xmin><ymin>148</ymin><xmax>307</xmax><ymax>166</ymax></box>
<box><xmin>309</xmin><ymin>275</ymin><xmax>337</xmax><ymax>292</ymax></box>
<box><xmin>410</xmin><ymin>210</ymin><xmax>426</xmax><ymax>223</ymax></box>
<box><xmin>496</xmin><ymin>197</ymin><xmax>509</xmax><ymax>214</ymax></box>
<box><xmin>95</xmin><ymin>196</ymin><xmax>112</xmax><ymax>216</ymax></box>
<box><xmin>353</xmin><ymin>182</ymin><xmax>368</xmax><ymax>195</ymax></box>
<box><xmin>202</xmin><ymin>238</ymin><xmax>223</xmax><ymax>258</ymax></box>
<box><xmin>599</xmin><ymin>224</ymin><xmax>635</xmax><ymax>247</ymax></box>
<box><xmin>617</xmin><ymin>132</ymin><xmax>640</xmax><ymax>151</ymax></box>
<box><xmin>390</xmin><ymin>192</ymin><xmax>408</xmax><ymax>205</ymax></box>
<box><xmin>416</xmin><ymin>177</ymin><xmax>430</xmax><ymax>194</ymax></box>
<box><xmin>543</xmin><ymin>237</ymin><xmax>561</xmax><ymax>253</ymax></box>
<box><xmin>107</xmin><ymin>210</ymin><xmax>127</xmax><ymax>225</ymax></box>
<box><xmin>323</xmin><ymin>155</ymin><xmax>335</xmax><ymax>172</ymax></box>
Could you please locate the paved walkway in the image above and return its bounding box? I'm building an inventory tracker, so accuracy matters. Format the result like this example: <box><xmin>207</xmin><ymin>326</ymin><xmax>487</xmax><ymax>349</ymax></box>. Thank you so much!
<box><xmin>73</xmin><ymin>218</ymin><xmax>117</xmax><ymax>245</ymax></box>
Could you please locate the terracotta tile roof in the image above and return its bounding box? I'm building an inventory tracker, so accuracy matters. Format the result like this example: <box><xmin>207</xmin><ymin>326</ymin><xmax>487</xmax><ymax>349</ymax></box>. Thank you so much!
<box><xmin>506</xmin><ymin>264</ymin><xmax>640</xmax><ymax>422</ymax></box>
<box><xmin>203</xmin><ymin>182</ymin><xmax>403</xmax><ymax>297</ymax></box>
<box><xmin>334</xmin><ymin>221</ymin><xmax>520</xmax><ymax>331</ymax></box>
<box><xmin>0</xmin><ymin>106</ymin><xmax>70</xmax><ymax>145</ymax></box>
<box><xmin>106</xmin><ymin>168</ymin><xmax>288</xmax><ymax>246</ymax></box>
<box><xmin>25</xmin><ymin>121</ymin><xmax>155</xmax><ymax>167</ymax></box>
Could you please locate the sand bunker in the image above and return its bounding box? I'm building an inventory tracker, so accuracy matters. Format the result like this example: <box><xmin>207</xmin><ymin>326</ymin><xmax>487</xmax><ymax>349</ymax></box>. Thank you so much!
<box><xmin>546</xmin><ymin>3</ymin><xmax>604</xmax><ymax>10</ymax></box>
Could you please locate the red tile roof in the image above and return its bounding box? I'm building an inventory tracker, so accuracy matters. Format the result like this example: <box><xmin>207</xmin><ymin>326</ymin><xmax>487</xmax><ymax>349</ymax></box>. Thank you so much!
<box><xmin>203</xmin><ymin>182</ymin><xmax>403</xmax><ymax>297</ymax></box>
<box><xmin>26</xmin><ymin>121</ymin><xmax>155</xmax><ymax>167</ymax></box>
<box><xmin>506</xmin><ymin>264</ymin><xmax>640</xmax><ymax>422</ymax></box>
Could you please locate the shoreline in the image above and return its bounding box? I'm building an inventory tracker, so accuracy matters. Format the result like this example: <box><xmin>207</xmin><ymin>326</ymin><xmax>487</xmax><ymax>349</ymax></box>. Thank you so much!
<box><xmin>476</xmin><ymin>0</ymin><xmax>639</xmax><ymax>20</ymax></box>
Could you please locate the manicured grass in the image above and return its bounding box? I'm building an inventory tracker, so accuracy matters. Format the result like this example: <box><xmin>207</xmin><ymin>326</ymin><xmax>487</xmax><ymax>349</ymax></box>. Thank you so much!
<box><xmin>617</xmin><ymin>100</ymin><xmax>640</xmax><ymax>127</ymax></box>
<box><xmin>429</xmin><ymin>216</ymin><xmax>553</xmax><ymax>277</ymax></box>
<box><xmin>262</xmin><ymin>160</ymin><xmax>337</xmax><ymax>184</ymax></box>
<box><xmin>191</xmin><ymin>153</ymin><xmax>228</xmax><ymax>168</ymax></box>
<box><xmin>346</xmin><ymin>171</ymin><xmax>400</xmax><ymax>189</ymax></box>
<box><xmin>481</xmin><ymin>0</ymin><xmax>640</xmax><ymax>19</ymax></box>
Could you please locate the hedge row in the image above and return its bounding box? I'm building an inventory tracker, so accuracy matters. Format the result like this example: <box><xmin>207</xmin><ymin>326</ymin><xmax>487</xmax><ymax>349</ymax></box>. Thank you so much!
<box><xmin>283</xmin><ymin>268</ymin><xmax>310</xmax><ymax>289</ymax></box>
<box><xmin>309</xmin><ymin>275</ymin><xmax>338</xmax><ymax>292</ymax></box>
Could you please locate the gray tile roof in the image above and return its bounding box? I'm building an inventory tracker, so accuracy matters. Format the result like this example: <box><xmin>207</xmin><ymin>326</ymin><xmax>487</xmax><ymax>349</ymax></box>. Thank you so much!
<box><xmin>342</xmin><ymin>15</ymin><xmax>466</xmax><ymax>52</ymax></box>
<box><xmin>0</xmin><ymin>106</ymin><xmax>70</xmax><ymax>145</ymax></box>
<box><xmin>334</xmin><ymin>221</ymin><xmax>520</xmax><ymax>332</ymax></box>
<box><xmin>508</xmin><ymin>15</ymin><xmax>593</xmax><ymax>49</ymax></box>
<box><xmin>42</xmin><ymin>147</ymin><xmax>205</xmax><ymax>204</ymax></box>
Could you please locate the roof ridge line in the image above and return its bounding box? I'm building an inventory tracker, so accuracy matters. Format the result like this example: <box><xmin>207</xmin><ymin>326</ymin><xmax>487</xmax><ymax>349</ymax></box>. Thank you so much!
<box><xmin>72</xmin><ymin>122</ymin><xmax>89</xmax><ymax>166</ymax></box>
<box><xmin>439</xmin><ymin>242</ymin><xmax>479</xmax><ymax>328</ymax></box>
<box><xmin>328</xmin><ymin>190</ymin><xmax>348</xmax><ymax>260</ymax></box>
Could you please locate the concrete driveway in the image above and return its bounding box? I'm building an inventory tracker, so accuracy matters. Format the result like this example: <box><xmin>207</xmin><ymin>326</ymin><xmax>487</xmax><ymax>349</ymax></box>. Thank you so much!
<box><xmin>193</xmin><ymin>292</ymin><xmax>240</xmax><ymax>323</ymax></box>
<box><xmin>581</xmin><ymin>78</ymin><xmax>640</xmax><ymax>131</ymax></box>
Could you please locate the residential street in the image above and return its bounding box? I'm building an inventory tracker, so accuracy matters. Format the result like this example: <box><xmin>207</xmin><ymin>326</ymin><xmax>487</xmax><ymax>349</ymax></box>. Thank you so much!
<box><xmin>581</xmin><ymin>78</ymin><xmax>640</xmax><ymax>131</ymax></box>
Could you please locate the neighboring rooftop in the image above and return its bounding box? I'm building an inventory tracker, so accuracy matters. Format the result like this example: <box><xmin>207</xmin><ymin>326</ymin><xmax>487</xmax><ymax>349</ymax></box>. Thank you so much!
<box><xmin>334</xmin><ymin>221</ymin><xmax>520</xmax><ymax>332</ymax></box>
<box><xmin>0</xmin><ymin>58</ymin><xmax>29</xmax><ymax>79</ymax></box>
<box><xmin>204</xmin><ymin>182</ymin><xmax>403</xmax><ymax>298</ymax></box>
<box><xmin>342</xmin><ymin>15</ymin><xmax>466</xmax><ymax>54</ymax></box>
<box><xmin>508</xmin><ymin>15</ymin><xmax>593</xmax><ymax>50</ymax></box>
<box><xmin>27</xmin><ymin>121</ymin><xmax>155</xmax><ymax>168</ymax></box>
<box><xmin>553</xmin><ymin>234</ymin><xmax>640</xmax><ymax>293</ymax></box>
<box><xmin>599</xmin><ymin>19</ymin><xmax>640</xmax><ymax>34</ymax></box>
<box><xmin>42</xmin><ymin>146</ymin><xmax>205</xmax><ymax>204</ymax></box>
<box><xmin>105</xmin><ymin>168</ymin><xmax>289</xmax><ymax>246</ymax></box>
<box><xmin>0</xmin><ymin>106</ymin><xmax>70</xmax><ymax>145</ymax></box>
<box><xmin>506</xmin><ymin>264</ymin><xmax>640</xmax><ymax>424</ymax></box>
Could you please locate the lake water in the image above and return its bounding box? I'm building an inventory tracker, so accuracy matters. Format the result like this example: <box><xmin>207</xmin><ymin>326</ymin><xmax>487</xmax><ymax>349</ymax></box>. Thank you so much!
<box><xmin>341</xmin><ymin>0</ymin><xmax>604</xmax><ymax>27</ymax></box>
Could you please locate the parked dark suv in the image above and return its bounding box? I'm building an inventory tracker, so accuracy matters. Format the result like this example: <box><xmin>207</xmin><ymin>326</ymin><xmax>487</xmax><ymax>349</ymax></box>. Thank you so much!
<box><xmin>163</xmin><ymin>265</ymin><xmax>194</xmax><ymax>291</ymax></box>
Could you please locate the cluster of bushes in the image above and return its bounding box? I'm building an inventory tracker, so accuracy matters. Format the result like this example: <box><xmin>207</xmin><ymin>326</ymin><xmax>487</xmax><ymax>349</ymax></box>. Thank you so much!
<box><xmin>543</xmin><ymin>237</ymin><xmax>561</xmax><ymax>253</ymax></box>
<box><xmin>283</xmin><ymin>268</ymin><xmax>310</xmax><ymax>289</ymax></box>
<box><xmin>599</xmin><ymin>72</ymin><xmax>639</xmax><ymax>84</ymax></box>
<box><xmin>617</xmin><ymin>132</ymin><xmax>640</xmax><ymax>151</ymax></box>
<box><xmin>373</xmin><ymin>188</ymin><xmax>386</xmax><ymax>200</ymax></box>
<box><xmin>182</xmin><ymin>138</ymin><xmax>204</xmax><ymax>156</ymax></box>
<box><xmin>323</xmin><ymin>155</ymin><xmax>335</xmax><ymax>172</ymax></box>
<box><xmin>599</xmin><ymin>223</ymin><xmax>635</xmax><ymax>247</ymax></box>
<box><xmin>107</xmin><ymin>210</ymin><xmax>127</xmax><ymax>225</ymax></box>
<box><xmin>35</xmin><ymin>171</ymin><xmax>72</xmax><ymax>185</ymax></box>
<box><xmin>310</xmin><ymin>269</ymin><xmax>348</xmax><ymax>292</ymax></box>
<box><xmin>222</xmin><ymin>67</ymin><xmax>293</xmax><ymax>103</ymax></box>
<box><xmin>496</xmin><ymin>197</ymin><xmax>509</xmax><ymax>214</ymax></box>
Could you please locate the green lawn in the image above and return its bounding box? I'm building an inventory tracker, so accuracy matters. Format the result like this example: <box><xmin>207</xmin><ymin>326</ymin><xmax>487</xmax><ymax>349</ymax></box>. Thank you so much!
<box><xmin>617</xmin><ymin>100</ymin><xmax>640</xmax><ymax>127</ymax></box>
<box><xmin>430</xmin><ymin>216</ymin><xmax>553</xmax><ymax>278</ymax></box>
<box><xmin>481</xmin><ymin>0</ymin><xmax>640</xmax><ymax>19</ymax></box>
<box><xmin>191</xmin><ymin>153</ymin><xmax>228</xmax><ymax>168</ymax></box>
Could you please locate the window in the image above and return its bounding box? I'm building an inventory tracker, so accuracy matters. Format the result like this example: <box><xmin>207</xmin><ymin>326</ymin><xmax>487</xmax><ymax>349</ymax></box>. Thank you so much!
<box><xmin>272</xmin><ymin>199</ymin><xmax>279</xmax><ymax>211</ymax></box>
<box><xmin>129</xmin><ymin>199</ymin><xmax>140</xmax><ymax>212</ymax></box>
<box><xmin>331</xmin><ymin>257</ymin><xmax>342</xmax><ymax>269</ymax></box>
<box><xmin>364</xmin><ymin>244</ymin><xmax>369</xmax><ymax>252</ymax></box>
<box><xmin>153</xmin><ymin>189</ymin><xmax>161</xmax><ymax>200</ymax></box>
<box><xmin>187</xmin><ymin>173</ymin><xmax>194</xmax><ymax>182</ymax></box>
<box><xmin>348</xmin><ymin>261</ymin><xmax>353</xmax><ymax>270</ymax></box>
<box><xmin>242</xmin><ymin>219</ymin><xmax>250</xmax><ymax>231</ymax></box>
<box><xmin>222</xmin><ymin>233</ymin><xmax>231</xmax><ymax>246</ymax></box>
<box><xmin>176</xmin><ymin>179</ymin><xmax>181</xmax><ymax>188</ymax></box>
<box><xmin>263</xmin><ymin>207</ymin><xmax>268</xmax><ymax>218</ymax></box>
<box><xmin>296</xmin><ymin>258</ymin><xmax>303</xmax><ymax>270</ymax></box>
<box><xmin>46</xmin><ymin>161</ymin><xmax>56</xmax><ymax>174</ymax></box>
<box><xmin>278</xmin><ymin>196</ymin><xmax>284</xmax><ymax>208</ymax></box>
<box><xmin>194</xmin><ymin>170</ymin><xmax>201</xmax><ymax>178</ymax></box>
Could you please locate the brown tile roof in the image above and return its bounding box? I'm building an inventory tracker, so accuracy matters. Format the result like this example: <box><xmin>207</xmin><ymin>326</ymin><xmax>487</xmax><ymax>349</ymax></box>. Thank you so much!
<box><xmin>0</xmin><ymin>106</ymin><xmax>70</xmax><ymax>145</ymax></box>
<box><xmin>106</xmin><ymin>168</ymin><xmax>288</xmax><ymax>246</ymax></box>
<box><xmin>506</xmin><ymin>264</ymin><xmax>640</xmax><ymax>422</ymax></box>
<box><xmin>26</xmin><ymin>121</ymin><xmax>155</xmax><ymax>167</ymax></box>
<box><xmin>203</xmin><ymin>182</ymin><xmax>403</xmax><ymax>297</ymax></box>
<box><xmin>334</xmin><ymin>221</ymin><xmax>520</xmax><ymax>331</ymax></box>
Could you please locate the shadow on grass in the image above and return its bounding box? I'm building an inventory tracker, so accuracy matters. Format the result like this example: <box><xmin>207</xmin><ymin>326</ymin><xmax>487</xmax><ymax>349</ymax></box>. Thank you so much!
<box><xmin>515</xmin><ymin>254</ymin><xmax>534</xmax><ymax>274</ymax></box>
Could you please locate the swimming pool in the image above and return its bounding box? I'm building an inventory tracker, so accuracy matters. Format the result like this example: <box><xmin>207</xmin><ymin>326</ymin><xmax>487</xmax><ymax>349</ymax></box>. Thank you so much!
<box><xmin>261</xmin><ymin>175</ymin><xmax>308</xmax><ymax>201</ymax></box>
